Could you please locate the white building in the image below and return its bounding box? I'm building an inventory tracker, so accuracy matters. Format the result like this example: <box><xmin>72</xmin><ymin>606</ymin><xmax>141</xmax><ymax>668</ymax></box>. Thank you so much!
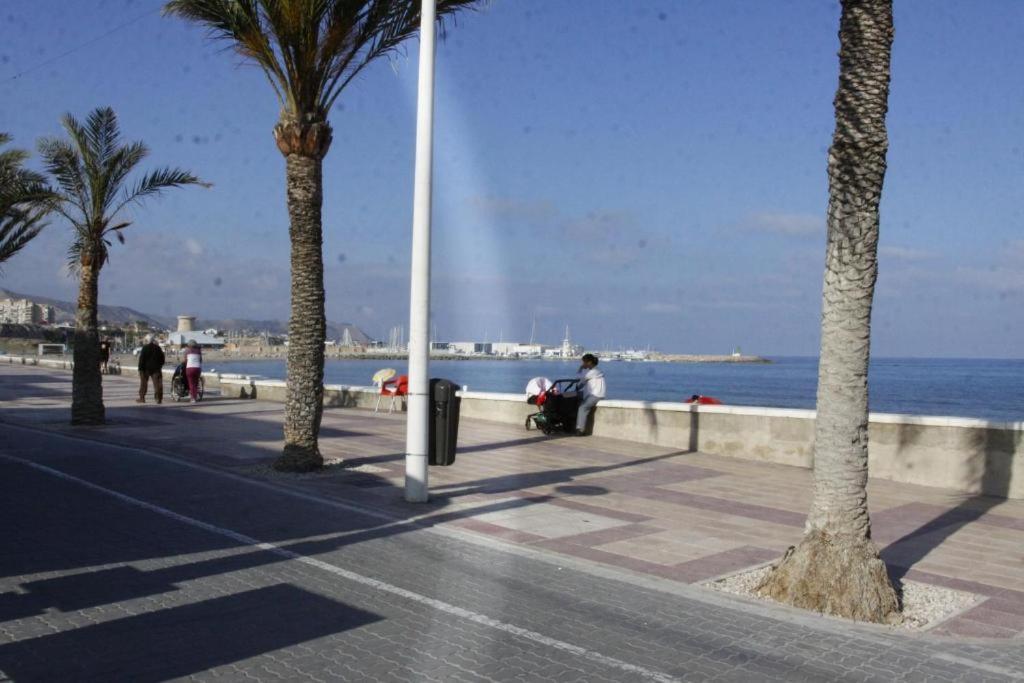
<box><xmin>165</xmin><ymin>330</ymin><xmax>225</xmax><ymax>349</ymax></box>
<box><xmin>38</xmin><ymin>304</ymin><xmax>55</xmax><ymax>324</ymax></box>
<box><xmin>0</xmin><ymin>299</ymin><xmax>55</xmax><ymax>324</ymax></box>
<box><xmin>448</xmin><ymin>341</ymin><xmax>492</xmax><ymax>355</ymax></box>
<box><xmin>541</xmin><ymin>327</ymin><xmax>583</xmax><ymax>359</ymax></box>
<box><xmin>492</xmin><ymin>342</ymin><xmax>545</xmax><ymax>357</ymax></box>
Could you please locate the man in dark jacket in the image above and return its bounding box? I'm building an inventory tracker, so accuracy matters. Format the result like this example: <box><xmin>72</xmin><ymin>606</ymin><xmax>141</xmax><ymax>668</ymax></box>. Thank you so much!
<box><xmin>99</xmin><ymin>338</ymin><xmax>111</xmax><ymax>374</ymax></box>
<box><xmin>136</xmin><ymin>335</ymin><xmax>166</xmax><ymax>404</ymax></box>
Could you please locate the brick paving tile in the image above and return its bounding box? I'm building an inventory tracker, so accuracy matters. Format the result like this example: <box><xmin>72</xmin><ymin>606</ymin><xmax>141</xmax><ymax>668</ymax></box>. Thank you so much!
<box><xmin>670</xmin><ymin>546</ymin><xmax>780</xmax><ymax>583</ymax></box>
<box><xmin>931</xmin><ymin>618</ymin><xmax>1019</xmax><ymax>639</ymax></box>
<box><xmin>629</xmin><ymin>486</ymin><xmax>807</xmax><ymax>527</ymax></box>
<box><xmin>958</xmin><ymin>605</ymin><xmax>1024</xmax><ymax>630</ymax></box>
<box><xmin>529</xmin><ymin>522</ymin><xmax>663</xmax><ymax>548</ymax></box>
<box><xmin>449</xmin><ymin>518</ymin><xmax>548</xmax><ymax>544</ymax></box>
<box><xmin>534</xmin><ymin>495</ymin><xmax>655</xmax><ymax>523</ymax></box>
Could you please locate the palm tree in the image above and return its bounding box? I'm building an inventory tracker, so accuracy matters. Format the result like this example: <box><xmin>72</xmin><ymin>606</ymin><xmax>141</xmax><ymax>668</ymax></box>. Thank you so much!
<box><xmin>38</xmin><ymin>107</ymin><xmax>205</xmax><ymax>425</ymax></box>
<box><xmin>165</xmin><ymin>0</ymin><xmax>479</xmax><ymax>472</ymax></box>
<box><xmin>757</xmin><ymin>0</ymin><xmax>898</xmax><ymax>623</ymax></box>
<box><xmin>0</xmin><ymin>133</ymin><xmax>52</xmax><ymax>266</ymax></box>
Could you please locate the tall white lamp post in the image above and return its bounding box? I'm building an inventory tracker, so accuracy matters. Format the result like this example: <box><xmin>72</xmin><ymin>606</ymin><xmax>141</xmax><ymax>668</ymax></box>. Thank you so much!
<box><xmin>405</xmin><ymin>0</ymin><xmax>437</xmax><ymax>503</ymax></box>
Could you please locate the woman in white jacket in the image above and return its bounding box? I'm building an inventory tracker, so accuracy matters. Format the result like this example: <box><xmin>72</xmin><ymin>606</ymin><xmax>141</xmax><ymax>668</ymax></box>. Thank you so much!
<box><xmin>183</xmin><ymin>340</ymin><xmax>203</xmax><ymax>404</ymax></box>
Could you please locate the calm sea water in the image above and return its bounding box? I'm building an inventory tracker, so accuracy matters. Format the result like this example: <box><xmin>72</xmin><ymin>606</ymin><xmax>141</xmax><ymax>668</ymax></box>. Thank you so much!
<box><xmin>208</xmin><ymin>356</ymin><xmax>1024</xmax><ymax>422</ymax></box>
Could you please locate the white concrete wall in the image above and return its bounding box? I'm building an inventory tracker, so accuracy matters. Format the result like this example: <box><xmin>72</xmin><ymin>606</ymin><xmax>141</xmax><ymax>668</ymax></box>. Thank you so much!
<box><xmin>455</xmin><ymin>391</ymin><xmax>1023</xmax><ymax>499</ymax></box>
<box><xmin>4</xmin><ymin>354</ymin><xmax>1020</xmax><ymax>498</ymax></box>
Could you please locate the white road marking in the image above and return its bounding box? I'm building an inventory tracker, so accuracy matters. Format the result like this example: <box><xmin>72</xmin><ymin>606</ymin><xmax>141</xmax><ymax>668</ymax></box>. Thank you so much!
<box><xmin>0</xmin><ymin>452</ymin><xmax>680</xmax><ymax>683</ymax></box>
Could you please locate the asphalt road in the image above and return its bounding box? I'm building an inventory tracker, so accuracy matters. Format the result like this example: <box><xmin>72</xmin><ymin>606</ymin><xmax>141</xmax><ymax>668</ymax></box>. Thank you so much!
<box><xmin>1</xmin><ymin>423</ymin><xmax>1022</xmax><ymax>682</ymax></box>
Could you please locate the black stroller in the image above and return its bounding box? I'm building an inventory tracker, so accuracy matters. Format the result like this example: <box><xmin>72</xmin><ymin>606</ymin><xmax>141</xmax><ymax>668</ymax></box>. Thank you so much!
<box><xmin>170</xmin><ymin>363</ymin><xmax>205</xmax><ymax>402</ymax></box>
<box><xmin>525</xmin><ymin>378</ymin><xmax>579</xmax><ymax>435</ymax></box>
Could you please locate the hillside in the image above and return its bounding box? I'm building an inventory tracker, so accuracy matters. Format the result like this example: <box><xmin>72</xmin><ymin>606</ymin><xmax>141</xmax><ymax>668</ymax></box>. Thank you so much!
<box><xmin>0</xmin><ymin>289</ymin><xmax>374</xmax><ymax>343</ymax></box>
<box><xmin>0</xmin><ymin>288</ymin><xmax>169</xmax><ymax>327</ymax></box>
<box><xmin>195</xmin><ymin>318</ymin><xmax>373</xmax><ymax>345</ymax></box>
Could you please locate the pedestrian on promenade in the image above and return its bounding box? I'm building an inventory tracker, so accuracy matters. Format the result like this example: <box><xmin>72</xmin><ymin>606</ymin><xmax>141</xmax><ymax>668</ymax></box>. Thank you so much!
<box><xmin>99</xmin><ymin>338</ymin><xmax>111</xmax><ymax>374</ymax></box>
<box><xmin>136</xmin><ymin>335</ymin><xmax>165</xmax><ymax>404</ymax></box>
<box><xmin>183</xmin><ymin>340</ymin><xmax>202</xmax><ymax>404</ymax></box>
<box><xmin>575</xmin><ymin>353</ymin><xmax>606</xmax><ymax>436</ymax></box>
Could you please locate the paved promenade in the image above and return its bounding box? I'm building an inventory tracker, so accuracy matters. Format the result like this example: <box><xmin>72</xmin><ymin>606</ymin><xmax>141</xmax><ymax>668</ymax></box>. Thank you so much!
<box><xmin>1</xmin><ymin>363</ymin><xmax>1023</xmax><ymax>681</ymax></box>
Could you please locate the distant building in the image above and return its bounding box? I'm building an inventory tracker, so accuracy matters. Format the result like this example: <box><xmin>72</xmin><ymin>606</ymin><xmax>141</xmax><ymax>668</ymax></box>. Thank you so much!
<box><xmin>448</xmin><ymin>341</ymin><xmax>492</xmax><ymax>355</ymax></box>
<box><xmin>163</xmin><ymin>314</ymin><xmax>224</xmax><ymax>348</ymax></box>
<box><xmin>37</xmin><ymin>304</ymin><xmax>55</xmax><ymax>324</ymax></box>
<box><xmin>492</xmin><ymin>342</ymin><xmax>545</xmax><ymax>357</ymax></box>
<box><xmin>0</xmin><ymin>298</ymin><xmax>56</xmax><ymax>324</ymax></box>
<box><xmin>541</xmin><ymin>327</ymin><xmax>583</xmax><ymax>359</ymax></box>
<box><xmin>165</xmin><ymin>330</ymin><xmax>225</xmax><ymax>349</ymax></box>
<box><xmin>0</xmin><ymin>299</ymin><xmax>33</xmax><ymax>323</ymax></box>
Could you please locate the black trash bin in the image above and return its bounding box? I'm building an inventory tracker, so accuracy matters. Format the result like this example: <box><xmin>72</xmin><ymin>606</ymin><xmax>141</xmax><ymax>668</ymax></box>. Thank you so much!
<box><xmin>429</xmin><ymin>378</ymin><xmax>460</xmax><ymax>466</ymax></box>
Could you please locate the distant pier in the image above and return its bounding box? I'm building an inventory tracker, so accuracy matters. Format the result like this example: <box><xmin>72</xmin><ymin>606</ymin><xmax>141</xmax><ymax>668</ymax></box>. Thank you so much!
<box><xmin>647</xmin><ymin>353</ymin><xmax>771</xmax><ymax>364</ymax></box>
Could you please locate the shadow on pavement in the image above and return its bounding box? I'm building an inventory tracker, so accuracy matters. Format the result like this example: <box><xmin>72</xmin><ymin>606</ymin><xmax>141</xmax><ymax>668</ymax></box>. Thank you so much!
<box><xmin>0</xmin><ymin>475</ymin><xmax>557</xmax><ymax>616</ymax></box>
<box><xmin>882</xmin><ymin>420</ymin><xmax>1013</xmax><ymax>583</ymax></box>
<box><xmin>430</xmin><ymin>449</ymin><xmax>691</xmax><ymax>500</ymax></box>
<box><xmin>882</xmin><ymin>495</ymin><xmax>1007</xmax><ymax>583</ymax></box>
<box><xmin>0</xmin><ymin>584</ymin><xmax>380</xmax><ymax>681</ymax></box>
<box><xmin>0</xmin><ymin>405</ymin><xmax>372</xmax><ymax>449</ymax></box>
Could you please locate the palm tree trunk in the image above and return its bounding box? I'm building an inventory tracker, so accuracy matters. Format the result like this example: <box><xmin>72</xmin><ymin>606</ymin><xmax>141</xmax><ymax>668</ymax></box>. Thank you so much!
<box><xmin>71</xmin><ymin>258</ymin><xmax>104</xmax><ymax>425</ymax></box>
<box><xmin>758</xmin><ymin>0</ymin><xmax>898</xmax><ymax>623</ymax></box>
<box><xmin>273</xmin><ymin>152</ymin><xmax>326</xmax><ymax>472</ymax></box>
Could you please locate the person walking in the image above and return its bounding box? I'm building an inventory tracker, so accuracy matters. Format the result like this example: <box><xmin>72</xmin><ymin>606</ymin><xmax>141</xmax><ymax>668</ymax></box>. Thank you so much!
<box><xmin>183</xmin><ymin>340</ymin><xmax>202</xmax><ymax>404</ymax></box>
<box><xmin>136</xmin><ymin>335</ymin><xmax>165</xmax><ymax>404</ymax></box>
<box><xmin>99</xmin><ymin>338</ymin><xmax>111</xmax><ymax>374</ymax></box>
<box><xmin>575</xmin><ymin>353</ymin><xmax>606</xmax><ymax>436</ymax></box>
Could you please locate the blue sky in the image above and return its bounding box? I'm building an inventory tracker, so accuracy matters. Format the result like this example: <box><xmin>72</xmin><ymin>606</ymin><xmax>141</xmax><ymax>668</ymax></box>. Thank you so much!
<box><xmin>1</xmin><ymin>0</ymin><xmax>1022</xmax><ymax>357</ymax></box>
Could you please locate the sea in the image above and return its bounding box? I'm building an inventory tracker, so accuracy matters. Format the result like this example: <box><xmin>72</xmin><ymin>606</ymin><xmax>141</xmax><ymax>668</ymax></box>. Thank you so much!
<box><xmin>207</xmin><ymin>356</ymin><xmax>1024</xmax><ymax>423</ymax></box>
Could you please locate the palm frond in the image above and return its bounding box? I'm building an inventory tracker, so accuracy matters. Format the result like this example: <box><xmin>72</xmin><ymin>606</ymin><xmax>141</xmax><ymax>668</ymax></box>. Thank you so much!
<box><xmin>0</xmin><ymin>147</ymin><xmax>31</xmax><ymax>177</ymax></box>
<box><xmin>37</xmin><ymin>137</ymin><xmax>90</xmax><ymax>215</ymax></box>
<box><xmin>165</xmin><ymin>0</ymin><xmax>293</xmax><ymax>108</ymax></box>
<box><xmin>101</xmin><ymin>141</ymin><xmax>149</xmax><ymax>214</ymax></box>
<box><xmin>85</xmin><ymin>107</ymin><xmax>122</xmax><ymax>169</ymax></box>
<box><xmin>59</xmin><ymin>113</ymin><xmax>103</xmax><ymax>202</ymax></box>
<box><xmin>0</xmin><ymin>212</ymin><xmax>46</xmax><ymax>266</ymax></box>
<box><xmin>0</xmin><ymin>152</ymin><xmax>48</xmax><ymax>207</ymax></box>
<box><xmin>0</xmin><ymin>133</ymin><xmax>53</xmax><ymax>267</ymax></box>
<box><xmin>322</xmin><ymin>0</ymin><xmax>480</xmax><ymax>112</ymax></box>
<box><xmin>166</xmin><ymin>0</ymin><xmax>482</xmax><ymax>120</ymax></box>
<box><xmin>109</xmin><ymin>167</ymin><xmax>208</xmax><ymax>220</ymax></box>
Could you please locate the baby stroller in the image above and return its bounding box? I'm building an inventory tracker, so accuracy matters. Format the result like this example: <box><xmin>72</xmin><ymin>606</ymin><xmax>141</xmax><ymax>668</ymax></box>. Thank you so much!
<box><xmin>525</xmin><ymin>377</ymin><xmax>579</xmax><ymax>435</ymax></box>
<box><xmin>170</xmin><ymin>362</ymin><xmax>205</xmax><ymax>402</ymax></box>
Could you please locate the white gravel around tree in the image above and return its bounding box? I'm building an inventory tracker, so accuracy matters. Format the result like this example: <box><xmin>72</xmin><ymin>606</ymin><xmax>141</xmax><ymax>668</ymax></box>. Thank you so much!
<box><xmin>705</xmin><ymin>565</ymin><xmax>981</xmax><ymax>630</ymax></box>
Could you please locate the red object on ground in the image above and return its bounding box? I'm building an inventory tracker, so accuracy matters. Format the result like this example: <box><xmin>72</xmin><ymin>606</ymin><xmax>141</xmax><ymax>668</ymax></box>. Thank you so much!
<box><xmin>380</xmin><ymin>375</ymin><xmax>409</xmax><ymax>396</ymax></box>
<box><xmin>688</xmin><ymin>395</ymin><xmax>723</xmax><ymax>405</ymax></box>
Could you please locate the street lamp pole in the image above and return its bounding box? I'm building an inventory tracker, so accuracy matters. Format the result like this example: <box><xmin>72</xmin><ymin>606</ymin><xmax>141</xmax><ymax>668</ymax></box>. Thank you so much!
<box><xmin>405</xmin><ymin>0</ymin><xmax>437</xmax><ymax>503</ymax></box>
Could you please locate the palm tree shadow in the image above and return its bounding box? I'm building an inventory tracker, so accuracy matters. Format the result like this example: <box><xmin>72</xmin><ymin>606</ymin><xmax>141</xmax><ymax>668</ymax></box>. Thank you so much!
<box><xmin>881</xmin><ymin>494</ymin><xmax>1005</xmax><ymax>584</ymax></box>
<box><xmin>431</xmin><ymin>448</ymin><xmax>693</xmax><ymax>501</ymax></box>
<box><xmin>881</xmin><ymin>422</ymin><xmax>1014</xmax><ymax>584</ymax></box>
